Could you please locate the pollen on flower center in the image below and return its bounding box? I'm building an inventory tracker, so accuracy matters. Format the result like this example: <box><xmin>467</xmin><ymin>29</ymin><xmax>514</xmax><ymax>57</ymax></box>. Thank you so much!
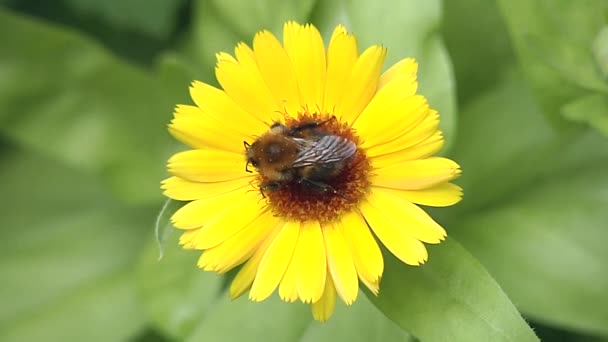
<box><xmin>253</xmin><ymin>112</ymin><xmax>371</xmax><ymax>224</ymax></box>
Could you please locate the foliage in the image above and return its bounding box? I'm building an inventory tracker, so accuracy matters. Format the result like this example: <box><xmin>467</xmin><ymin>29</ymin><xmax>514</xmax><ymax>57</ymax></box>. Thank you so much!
<box><xmin>1</xmin><ymin>1</ymin><xmax>607</xmax><ymax>341</ymax></box>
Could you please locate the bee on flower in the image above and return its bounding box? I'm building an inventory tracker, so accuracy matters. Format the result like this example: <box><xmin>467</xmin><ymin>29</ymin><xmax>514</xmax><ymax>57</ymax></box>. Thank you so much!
<box><xmin>162</xmin><ymin>21</ymin><xmax>462</xmax><ymax>321</ymax></box>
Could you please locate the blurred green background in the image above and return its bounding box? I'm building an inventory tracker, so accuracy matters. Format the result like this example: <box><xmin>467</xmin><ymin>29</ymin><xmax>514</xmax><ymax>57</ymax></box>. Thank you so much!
<box><xmin>1</xmin><ymin>0</ymin><xmax>607</xmax><ymax>341</ymax></box>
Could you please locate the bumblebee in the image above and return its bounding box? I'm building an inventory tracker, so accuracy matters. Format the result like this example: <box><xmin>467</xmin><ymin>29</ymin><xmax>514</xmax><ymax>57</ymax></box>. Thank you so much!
<box><xmin>244</xmin><ymin>118</ymin><xmax>356</xmax><ymax>193</ymax></box>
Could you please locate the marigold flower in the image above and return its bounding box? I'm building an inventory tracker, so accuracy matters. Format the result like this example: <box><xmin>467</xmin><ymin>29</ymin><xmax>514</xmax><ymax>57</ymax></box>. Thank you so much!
<box><xmin>162</xmin><ymin>21</ymin><xmax>462</xmax><ymax>321</ymax></box>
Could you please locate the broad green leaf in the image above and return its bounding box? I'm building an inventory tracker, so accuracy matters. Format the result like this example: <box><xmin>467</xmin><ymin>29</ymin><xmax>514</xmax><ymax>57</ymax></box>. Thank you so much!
<box><xmin>453</xmin><ymin>165</ymin><xmax>608</xmax><ymax>336</ymax></box>
<box><xmin>562</xmin><ymin>93</ymin><xmax>608</xmax><ymax>137</ymax></box>
<box><xmin>451</xmin><ymin>68</ymin><xmax>608</xmax><ymax>214</ymax></box>
<box><xmin>300</xmin><ymin>295</ymin><xmax>414</xmax><ymax>342</ymax></box>
<box><xmin>0</xmin><ymin>9</ymin><xmax>184</xmax><ymax>204</ymax></box>
<box><xmin>367</xmin><ymin>241</ymin><xmax>538</xmax><ymax>342</ymax></box>
<box><xmin>208</xmin><ymin>0</ymin><xmax>316</xmax><ymax>38</ymax></box>
<box><xmin>190</xmin><ymin>0</ymin><xmax>244</xmax><ymax>78</ymax></box>
<box><xmin>64</xmin><ymin>0</ymin><xmax>187</xmax><ymax>38</ymax></box>
<box><xmin>450</xmin><ymin>69</ymin><xmax>561</xmax><ymax>212</ymax></box>
<box><xmin>311</xmin><ymin>0</ymin><xmax>457</xmax><ymax>151</ymax></box>
<box><xmin>593</xmin><ymin>26</ymin><xmax>608</xmax><ymax>77</ymax></box>
<box><xmin>0</xmin><ymin>147</ymin><xmax>150</xmax><ymax>341</ymax></box>
<box><xmin>137</xmin><ymin>230</ymin><xmax>223</xmax><ymax>339</ymax></box>
<box><xmin>185</xmin><ymin>287</ymin><xmax>412</xmax><ymax>341</ymax></box>
<box><xmin>442</xmin><ymin>0</ymin><xmax>515</xmax><ymax>105</ymax></box>
<box><xmin>498</xmin><ymin>0</ymin><xmax>608</xmax><ymax>127</ymax></box>
<box><xmin>186</xmin><ymin>295</ymin><xmax>311</xmax><ymax>342</ymax></box>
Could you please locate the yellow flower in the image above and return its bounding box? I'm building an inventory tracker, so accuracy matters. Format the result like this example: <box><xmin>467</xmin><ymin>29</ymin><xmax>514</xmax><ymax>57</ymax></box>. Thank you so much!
<box><xmin>162</xmin><ymin>21</ymin><xmax>462</xmax><ymax>321</ymax></box>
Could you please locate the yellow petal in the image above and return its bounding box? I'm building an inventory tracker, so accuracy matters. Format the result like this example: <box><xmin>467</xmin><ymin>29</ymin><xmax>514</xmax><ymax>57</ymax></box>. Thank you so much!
<box><xmin>356</xmin><ymin>95</ymin><xmax>427</xmax><ymax>149</ymax></box>
<box><xmin>294</xmin><ymin>221</ymin><xmax>326</xmax><ymax>304</ymax></box>
<box><xmin>168</xmin><ymin>106</ymin><xmax>246</xmax><ymax>153</ymax></box>
<box><xmin>359</xmin><ymin>276</ymin><xmax>380</xmax><ymax>296</ymax></box>
<box><xmin>161</xmin><ymin>176</ymin><xmax>251</xmax><ymax>201</ymax></box>
<box><xmin>324</xmin><ymin>25</ymin><xmax>358</xmax><ymax>113</ymax></box>
<box><xmin>378</xmin><ymin>57</ymin><xmax>418</xmax><ymax>89</ymax></box>
<box><xmin>191</xmin><ymin>191</ymin><xmax>264</xmax><ymax>249</ymax></box>
<box><xmin>311</xmin><ymin>272</ymin><xmax>336</xmax><ymax>322</ymax></box>
<box><xmin>250</xmin><ymin>221</ymin><xmax>300</xmax><ymax>301</ymax></box>
<box><xmin>336</xmin><ymin>45</ymin><xmax>387</xmax><ymax>124</ymax></box>
<box><xmin>214</xmin><ymin>48</ymin><xmax>279</xmax><ymax>123</ymax></box>
<box><xmin>229</xmin><ymin>224</ymin><xmax>283</xmax><ymax>299</ymax></box>
<box><xmin>189</xmin><ymin>81</ymin><xmax>268</xmax><ymax>135</ymax></box>
<box><xmin>197</xmin><ymin>211</ymin><xmax>280</xmax><ymax>273</ymax></box>
<box><xmin>366</xmin><ymin>109</ymin><xmax>440</xmax><ymax>158</ymax></box>
<box><xmin>167</xmin><ymin>149</ymin><xmax>248</xmax><ymax>183</ymax></box>
<box><xmin>323</xmin><ymin>223</ymin><xmax>358</xmax><ymax>305</ymax></box>
<box><xmin>170</xmin><ymin>188</ymin><xmax>253</xmax><ymax>229</ymax></box>
<box><xmin>283</xmin><ymin>22</ymin><xmax>326</xmax><ymax>111</ymax></box>
<box><xmin>365</xmin><ymin>187</ymin><xmax>447</xmax><ymax>243</ymax></box>
<box><xmin>253</xmin><ymin>30</ymin><xmax>301</xmax><ymax>115</ymax></box>
<box><xmin>382</xmin><ymin>182</ymin><xmax>463</xmax><ymax>207</ymax></box>
<box><xmin>278</xmin><ymin>257</ymin><xmax>299</xmax><ymax>303</ymax></box>
<box><xmin>371</xmin><ymin>157</ymin><xmax>461</xmax><ymax>190</ymax></box>
<box><xmin>178</xmin><ymin>229</ymin><xmax>200</xmax><ymax>249</ymax></box>
<box><xmin>338</xmin><ymin>211</ymin><xmax>383</xmax><ymax>286</ymax></box>
<box><xmin>360</xmin><ymin>198</ymin><xmax>429</xmax><ymax>266</ymax></box>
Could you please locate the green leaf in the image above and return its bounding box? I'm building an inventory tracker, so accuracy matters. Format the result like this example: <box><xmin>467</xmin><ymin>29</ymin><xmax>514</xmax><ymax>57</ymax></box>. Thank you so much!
<box><xmin>311</xmin><ymin>0</ymin><xmax>457</xmax><ymax>151</ymax></box>
<box><xmin>0</xmin><ymin>9</ymin><xmax>184</xmax><ymax>204</ymax></box>
<box><xmin>450</xmin><ymin>67</ymin><xmax>608</xmax><ymax>213</ymax></box>
<box><xmin>186</xmin><ymin>295</ymin><xmax>311</xmax><ymax>342</ymax></box>
<box><xmin>64</xmin><ymin>0</ymin><xmax>187</xmax><ymax>38</ymax></box>
<box><xmin>453</xmin><ymin>164</ymin><xmax>608</xmax><ymax>336</ymax></box>
<box><xmin>184</xmin><ymin>287</ymin><xmax>412</xmax><ymax>341</ymax></box>
<box><xmin>367</xmin><ymin>241</ymin><xmax>538</xmax><ymax>342</ymax></box>
<box><xmin>137</xmin><ymin>230</ymin><xmax>223</xmax><ymax>339</ymax></box>
<box><xmin>208</xmin><ymin>0</ymin><xmax>317</xmax><ymax>38</ymax></box>
<box><xmin>562</xmin><ymin>93</ymin><xmax>608</xmax><ymax>137</ymax></box>
<box><xmin>300</xmin><ymin>295</ymin><xmax>414</xmax><ymax>342</ymax></box>
<box><xmin>498</xmin><ymin>0</ymin><xmax>608</xmax><ymax>127</ymax></box>
<box><xmin>593</xmin><ymin>26</ymin><xmax>608</xmax><ymax>78</ymax></box>
<box><xmin>450</xmin><ymin>69</ymin><xmax>562</xmax><ymax>212</ymax></box>
<box><xmin>442</xmin><ymin>0</ymin><xmax>515</xmax><ymax>105</ymax></box>
<box><xmin>0</xmin><ymin>147</ymin><xmax>150</xmax><ymax>341</ymax></box>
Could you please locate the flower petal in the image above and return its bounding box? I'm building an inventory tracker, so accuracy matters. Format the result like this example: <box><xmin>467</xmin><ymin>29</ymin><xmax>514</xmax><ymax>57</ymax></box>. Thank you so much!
<box><xmin>366</xmin><ymin>109</ymin><xmax>440</xmax><ymax>157</ymax></box>
<box><xmin>311</xmin><ymin>272</ymin><xmax>336</xmax><ymax>322</ymax></box>
<box><xmin>355</xmin><ymin>95</ymin><xmax>427</xmax><ymax>149</ymax></box>
<box><xmin>178</xmin><ymin>229</ymin><xmax>200</xmax><ymax>249</ymax></box>
<box><xmin>336</xmin><ymin>45</ymin><xmax>387</xmax><ymax>124</ymax></box>
<box><xmin>366</xmin><ymin>187</ymin><xmax>447</xmax><ymax>243</ymax></box>
<box><xmin>253</xmin><ymin>30</ymin><xmax>301</xmax><ymax>115</ymax></box>
<box><xmin>250</xmin><ymin>221</ymin><xmax>300</xmax><ymax>301</ymax></box>
<box><xmin>161</xmin><ymin>176</ymin><xmax>251</xmax><ymax>201</ymax></box>
<box><xmin>214</xmin><ymin>45</ymin><xmax>279</xmax><ymax>123</ymax></box>
<box><xmin>170</xmin><ymin>188</ymin><xmax>252</xmax><ymax>229</ymax></box>
<box><xmin>283</xmin><ymin>22</ymin><xmax>326</xmax><ymax>111</ymax></box>
<box><xmin>168</xmin><ymin>105</ymin><xmax>246</xmax><ymax>153</ymax></box>
<box><xmin>360</xmin><ymin>197</ymin><xmax>429</xmax><ymax>266</ymax></box>
<box><xmin>323</xmin><ymin>223</ymin><xmax>358</xmax><ymax>305</ymax></box>
<box><xmin>189</xmin><ymin>81</ymin><xmax>268</xmax><ymax>135</ymax></box>
<box><xmin>294</xmin><ymin>220</ymin><xmax>326</xmax><ymax>304</ymax></box>
<box><xmin>191</xmin><ymin>191</ymin><xmax>265</xmax><ymax>249</ymax></box>
<box><xmin>229</xmin><ymin>224</ymin><xmax>283</xmax><ymax>299</ymax></box>
<box><xmin>378</xmin><ymin>57</ymin><xmax>418</xmax><ymax>89</ymax></box>
<box><xmin>167</xmin><ymin>149</ymin><xmax>248</xmax><ymax>183</ymax></box>
<box><xmin>338</xmin><ymin>211</ymin><xmax>383</xmax><ymax>287</ymax></box>
<box><xmin>371</xmin><ymin>157</ymin><xmax>461</xmax><ymax>190</ymax></box>
<box><xmin>278</xmin><ymin>257</ymin><xmax>299</xmax><ymax>303</ymax></box>
<box><xmin>197</xmin><ymin>211</ymin><xmax>280</xmax><ymax>273</ymax></box>
<box><xmin>381</xmin><ymin>182</ymin><xmax>463</xmax><ymax>207</ymax></box>
<box><xmin>324</xmin><ymin>25</ymin><xmax>358</xmax><ymax>113</ymax></box>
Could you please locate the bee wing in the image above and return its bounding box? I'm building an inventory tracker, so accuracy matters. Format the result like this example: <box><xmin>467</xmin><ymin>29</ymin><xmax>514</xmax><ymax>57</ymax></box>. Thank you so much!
<box><xmin>291</xmin><ymin>135</ymin><xmax>357</xmax><ymax>167</ymax></box>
